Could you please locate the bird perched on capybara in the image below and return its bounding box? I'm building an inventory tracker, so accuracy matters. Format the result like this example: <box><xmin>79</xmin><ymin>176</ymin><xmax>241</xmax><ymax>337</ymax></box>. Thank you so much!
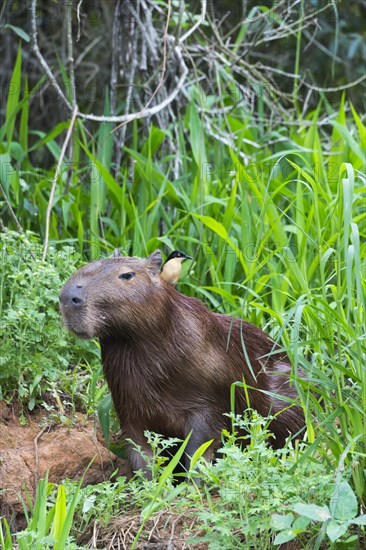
<box><xmin>160</xmin><ymin>250</ymin><xmax>193</xmax><ymax>286</ymax></box>
<box><xmin>60</xmin><ymin>250</ymin><xmax>304</xmax><ymax>477</ymax></box>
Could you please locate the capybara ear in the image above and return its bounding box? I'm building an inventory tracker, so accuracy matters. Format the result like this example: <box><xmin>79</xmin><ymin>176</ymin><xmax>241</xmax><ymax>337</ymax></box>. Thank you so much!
<box><xmin>111</xmin><ymin>248</ymin><xmax>121</xmax><ymax>258</ymax></box>
<box><xmin>146</xmin><ymin>250</ymin><xmax>162</xmax><ymax>272</ymax></box>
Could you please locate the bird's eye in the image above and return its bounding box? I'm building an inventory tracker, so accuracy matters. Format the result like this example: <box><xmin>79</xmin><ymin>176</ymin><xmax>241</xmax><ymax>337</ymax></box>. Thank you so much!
<box><xmin>119</xmin><ymin>272</ymin><xmax>135</xmax><ymax>280</ymax></box>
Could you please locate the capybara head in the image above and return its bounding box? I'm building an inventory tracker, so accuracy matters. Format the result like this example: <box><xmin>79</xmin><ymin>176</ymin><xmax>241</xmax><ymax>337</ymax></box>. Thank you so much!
<box><xmin>59</xmin><ymin>250</ymin><xmax>163</xmax><ymax>339</ymax></box>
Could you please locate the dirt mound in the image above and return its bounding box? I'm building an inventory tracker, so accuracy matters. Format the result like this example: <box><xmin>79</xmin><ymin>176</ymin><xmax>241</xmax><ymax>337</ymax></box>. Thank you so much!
<box><xmin>0</xmin><ymin>403</ymin><xmax>127</xmax><ymax>529</ymax></box>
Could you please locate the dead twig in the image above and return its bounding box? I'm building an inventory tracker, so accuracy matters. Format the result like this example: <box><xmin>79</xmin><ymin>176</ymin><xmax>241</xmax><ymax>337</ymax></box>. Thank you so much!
<box><xmin>30</xmin><ymin>0</ymin><xmax>70</xmax><ymax>109</ymax></box>
<box><xmin>65</xmin><ymin>0</ymin><xmax>77</xmax><ymax>194</ymax></box>
<box><xmin>33</xmin><ymin>425</ymin><xmax>49</xmax><ymax>498</ymax></box>
<box><xmin>42</xmin><ymin>105</ymin><xmax>78</xmax><ymax>261</ymax></box>
<box><xmin>0</xmin><ymin>183</ymin><xmax>24</xmax><ymax>234</ymax></box>
<box><xmin>179</xmin><ymin>0</ymin><xmax>207</xmax><ymax>44</ymax></box>
<box><xmin>76</xmin><ymin>0</ymin><xmax>84</xmax><ymax>42</ymax></box>
<box><xmin>112</xmin><ymin>0</ymin><xmax>172</xmax><ymax>135</ymax></box>
<box><xmin>65</xmin><ymin>0</ymin><xmax>76</xmax><ymax>107</ymax></box>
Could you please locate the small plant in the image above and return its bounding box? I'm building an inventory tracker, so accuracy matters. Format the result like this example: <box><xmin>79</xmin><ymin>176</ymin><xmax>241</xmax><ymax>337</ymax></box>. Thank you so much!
<box><xmin>0</xmin><ymin>516</ymin><xmax>12</xmax><ymax>550</ymax></box>
<box><xmin>272</xmin><ymin>480</ymin><xmax>366</xmax><ymax>548</ymax></box>
<box><xmin>1</xmin><ymin>473</ymin><xmax>88</xmax><ymax>550</ymax></box>
<box><xmin>129</xmin><ymin>431</ymin><xmax>186</xmax><ymax>481</ymax></box>
<box><xmin>271</xmin><ymin>513</ymin><xmax>311</xmax><ymax>546</ymax></box>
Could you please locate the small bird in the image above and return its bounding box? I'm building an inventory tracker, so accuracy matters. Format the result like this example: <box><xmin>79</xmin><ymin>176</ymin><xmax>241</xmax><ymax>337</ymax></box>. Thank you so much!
<box><xmin>160</xmin><ymin>250</ymin><xmax>193</xmax><ymax>286</ymax></box>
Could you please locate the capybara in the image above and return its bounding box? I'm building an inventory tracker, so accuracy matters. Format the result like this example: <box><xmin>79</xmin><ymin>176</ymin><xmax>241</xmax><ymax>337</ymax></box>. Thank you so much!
<box><xmin>59</xmin><ymin>250</ymin><xmax>304</xmax><ymax>476</ymax></box>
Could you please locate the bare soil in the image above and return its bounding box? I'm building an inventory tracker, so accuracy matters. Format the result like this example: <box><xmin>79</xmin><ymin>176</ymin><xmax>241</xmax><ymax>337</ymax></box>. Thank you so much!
<box><xmin>0</xmin><ymin>401</ymin><xmax>127</xmax><ymax>531</ymax></box>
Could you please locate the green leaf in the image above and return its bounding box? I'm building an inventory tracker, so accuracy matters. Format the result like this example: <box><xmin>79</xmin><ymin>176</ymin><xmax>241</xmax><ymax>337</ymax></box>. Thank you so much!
<box><xmin>189</xmin><ymin>101</ymin><xmax>207</xmax><ymax>169</ymax></box>
<box><xmin>55</xmin><ymin>483</ymin><xmax>82</xmax><ymax>549</ymax></box>
<box><xmin>189</xmin><ymin>439</ymin><xmax>214</xmax><ymax>470</ymax></box>
<box><xmin>53</xmin><ymin>484</ymin><xmax>66</xmax><ymax>546</ymax></box>
<box><xmin>273</xmin><ymin>530</ymin><xmax>297</xmax><ymax>545</ymax></box>
<box><xmin>271</xmin><ymin>513</ymin><xmax>294</xmax><ymax>530</ymax></box>
<box><xmin>292</xmin><ymin>515</ymin><xmax>311</xmax><ymax>530</ymax></box>
<box><xmin>326</xmin><ymin>519</ymin><xmax>349</xmax><ymax>543</ymax></box>
<box><xmin>10</xmin><ymin>141</ymin><xmax>25</xmax><ymax>163</ymax></box>
<box><xmin>350</xmin><ymin>102</ymin><xmax>366</xmax><ymax>147</ymax></box>
<box><xmin>351</xmin><ymin>515</ymin><xmax>366</xmax><ymax>526</ymax></box>
<box><xmin>69</xmin><ymin>202</ymin><xmax>84</xmax><ymax>251</ymax></box>
<box><xmin>80</xmin><ymin>142</ymin><xmax>123</xmax><ymax>207</ymax></box>
<box><xmin>98</xmin><ymin>392</ymin><xmax>113</xmax><ymax>448</ymax></box>
<box><xmin>3</xmin><ymin>24</ymin><xmax>30</xmax><ymax>42</ymax></box>
<box><xmin>97</xmin><ymin>91</ymin><xmax>113</xmax><ymax>170</ymax></box>
<box><xmin>140</xmin><ymin>434</ymin><xmax>190</xmax><ymax>522</ymax></box>
<box><xmin>0</xmin><ymin>153</ymin><xmax>13</xmax><ymax>196</ymax></box>
<box><xmin>29</xmin><ymin>122</ymin><xmax>70</xmax><ymax>152</ymax></box>
<box><xmin>331</xmin><ymin>121</ymin><xmax>366</xmax><ymax>165</ymax></box>
<box><xmin>330</xmin><ymin>481</ymin><xmax>358</xmax><ymax>522</ymax></box>
<box><xmin>192</xmin><ymin>214</ymin><xmax>248</xmax><ymax>275</ymax></box>
<box><xmin>124</xmin><ymin>147</ymin><xmax>180</xmax><ymax>205</ymax></box>
<box><xmin>293</xmin><ymin>503</ymin><xmax>331</xmax><ymax>522</ymax></box>
<box><xmin>0</xmin><ymin>517</ymin><xmax>13</xmax><ymax>550</ymax></box>
<box><xmin>6</xmin><ymin>43</ymin><xmax>22</xmax><ymax>147</ymax></box>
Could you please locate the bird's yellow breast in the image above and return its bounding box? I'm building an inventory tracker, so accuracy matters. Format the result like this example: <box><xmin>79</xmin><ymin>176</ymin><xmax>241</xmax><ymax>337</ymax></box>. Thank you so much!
<box><xmin>161</xmin><ymin>257</ymin><xmax>185</xmax><ymax>285</ymax></box>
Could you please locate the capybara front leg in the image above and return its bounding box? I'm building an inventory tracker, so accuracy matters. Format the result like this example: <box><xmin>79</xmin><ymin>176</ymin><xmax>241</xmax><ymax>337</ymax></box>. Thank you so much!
<box><xmin>184</xmin><ymin>411</ymin><xmax>216</xmax><ymax>474</ymax></box>
<box><xmin>124</xmin><ymin>426</ymin><xmax>154</xmax><ymax>479</ymax></box>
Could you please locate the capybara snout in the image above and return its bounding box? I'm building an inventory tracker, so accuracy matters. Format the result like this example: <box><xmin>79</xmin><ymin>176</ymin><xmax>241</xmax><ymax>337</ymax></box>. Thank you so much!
<box><xmin>59</xmin><ymin>281</ymin><xmax>85</xmax><ymax>308</ymax></box>
<box><xmin>60</xmin><ymin>250</ymin><xmax>305</xmax><ymax>476</ymax></box>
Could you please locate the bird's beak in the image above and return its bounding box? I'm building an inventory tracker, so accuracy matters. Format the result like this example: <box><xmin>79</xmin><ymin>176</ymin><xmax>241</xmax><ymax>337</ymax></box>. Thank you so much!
<box><xmin>185</xmin><ymin>255</ymin><xmax>193</xmax><ymax>260</ymax></box>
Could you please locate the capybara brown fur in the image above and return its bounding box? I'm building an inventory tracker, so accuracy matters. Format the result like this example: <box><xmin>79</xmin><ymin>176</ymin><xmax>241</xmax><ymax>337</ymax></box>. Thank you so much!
<box><xmin>60</xmin><ymin>250</ymin><xmax>304</xmax><ymax>476</ymax></box>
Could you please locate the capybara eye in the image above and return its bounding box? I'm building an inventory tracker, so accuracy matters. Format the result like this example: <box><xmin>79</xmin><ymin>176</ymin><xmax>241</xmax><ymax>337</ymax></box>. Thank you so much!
<box><xmin>119</xmin><ymin>272</ymin><xmax>135</xmax><ymax>280</ymax></box>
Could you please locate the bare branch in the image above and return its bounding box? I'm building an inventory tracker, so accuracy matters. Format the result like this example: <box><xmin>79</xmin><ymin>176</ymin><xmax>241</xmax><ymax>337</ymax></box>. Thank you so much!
<box><xmin>65</xmin><ymin>0</ymin><xmax>76</xmax><ymax>107</ymax></box>
<box><xmin>0</xmin><ymin>183</ymin><xmax>24</xmax><ymax>234</ymax></box>
<box><xmin>65</xmin><ymin>0</ymin><xmax>77</xmax><ymax>193</ymax></box>
<box><xmin>302</xmin><ymin>73</ymin><xmax>366</xmax><ymax>92</ymax></box>
<box><xmin>33</xmin><ymin>426</ymin><xmax>49</xmax><ymax>499</ymax></box>
<box><xmin>31</xmin><ymin>0</ymin><xmax>188</xmax><ymax>126</ymax></box>
<box><xmin>112</xmin><ymin>0</ymin><xmax>172</xmax><ymax>134</ymax></box>
<box><xmin>42</xmin><ymin>106</ymin><xmax>78</xmax><ymax>261</ymax></box>
<box><xmin>179</xmin><ymin>0</ymin><xmax>207</xmax><ymax>44</ymax></box>
<box><xmin>126</xmin><ymin>0</ymin><xmax>158</xmax><ymax>61</ymax></box>
<box><xmin>110</xmin><ymin>0</ymin><xmax>121</xmax><ymax>115</ymax></box>
<box><xmin>30</xmin><ymin>0</ymin><xmax>71</xmax><ymax>110</ymax></box>
<box><xmin>78</xmin><ymin>45</ymin><xmax>188</xmax><ymax>123</ymax></box>
<box><xmin>76</xmin><ymin>0</ymin><xmax>84</xmax><ymax>42</ymax></box>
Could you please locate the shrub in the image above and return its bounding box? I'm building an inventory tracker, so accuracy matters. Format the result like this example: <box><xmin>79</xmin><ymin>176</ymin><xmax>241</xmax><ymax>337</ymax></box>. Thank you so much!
<box><xmin>0</xmin><ymin>230</ymin><xmax>99</xmax><ymax>408</ymax></box>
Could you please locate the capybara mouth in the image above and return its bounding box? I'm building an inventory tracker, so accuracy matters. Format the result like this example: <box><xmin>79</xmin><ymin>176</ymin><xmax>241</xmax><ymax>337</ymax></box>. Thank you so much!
<box><xmin>60</xmin><ymin>308</ymin><xmax>94</xmax><ymax>339</ymax></box>
<box><xmin>65</xmin><ymin>323</ymin><xmax>93</xmax><ymax>339</ymax></box>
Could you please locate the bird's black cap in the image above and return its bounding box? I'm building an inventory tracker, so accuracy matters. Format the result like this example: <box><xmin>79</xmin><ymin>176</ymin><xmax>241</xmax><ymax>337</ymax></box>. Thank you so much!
<box><xmin>165</xmin><ymin>250</ymin><xmax>193</xmax><ymax>262</ymax></box>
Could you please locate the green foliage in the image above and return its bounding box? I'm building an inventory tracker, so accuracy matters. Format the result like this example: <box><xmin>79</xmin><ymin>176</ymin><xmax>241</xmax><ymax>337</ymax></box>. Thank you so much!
<box><xmin>272</xmin><ymin>481</ymin><xmax>366</xmax><ymax>548</ymax></box>
<box><xmin>65</xmin><ymin>415</ymin><xmax>336</xmax><ymax>549</ymax></box>
<box><xmin>0</xmin><ymin>230</ymin><xmax>99</xmax><ymax>407</ymax></box>
<box><xmin>0</xmin><ymin>516</ymin><xmax>12</xmax><ymax>550</ymax></box>
<box><xmin>97</xmin><ymin>392</ymin><xmax>126</xmax><ymax>457</ymax></box>
<box><xmin>186</xmin><ymin>413</ymin><xmax>332</xmax><ymax>549</ymax></box>
<box><xmin>0</xmin><ymin>473</ymin><xmax>88</xmax><ymax>550</ymax></box>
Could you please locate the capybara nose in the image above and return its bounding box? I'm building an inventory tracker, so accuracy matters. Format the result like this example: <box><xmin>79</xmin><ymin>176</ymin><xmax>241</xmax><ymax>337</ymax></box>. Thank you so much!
<box><xmin>59</xmin><ymin>283</ymin><xmax>85</xmax><ymax>308</ymax></box>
